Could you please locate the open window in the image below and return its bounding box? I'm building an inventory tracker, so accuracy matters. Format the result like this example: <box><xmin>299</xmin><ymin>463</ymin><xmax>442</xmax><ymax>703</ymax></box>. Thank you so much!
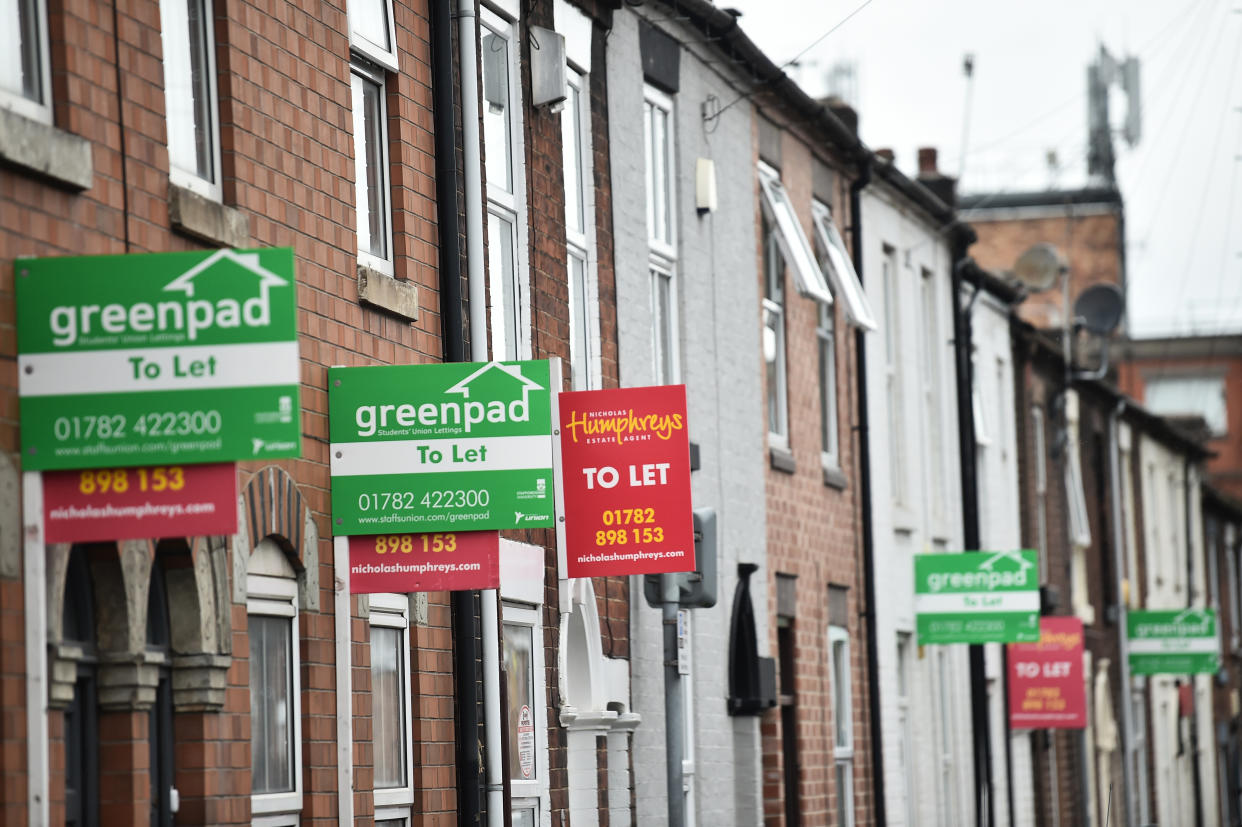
<box><xmin>811</xmin><ymin>202</ymin><xmax>877</xmax><ymax>330</ymax></box>
<box><xmin>758</xmin><ymin>163</ymin><xmax>831</xmax><ymax>305</ymax></box>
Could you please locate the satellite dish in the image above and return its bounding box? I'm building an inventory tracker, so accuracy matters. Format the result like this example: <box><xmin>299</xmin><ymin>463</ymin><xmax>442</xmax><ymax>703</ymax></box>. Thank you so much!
<box><xmin>1012</xmin><ymin>243</ymin><xmax>1067</xmax><ymax>292</ymax></box>
<box><xmin>1073</xmin><ymin>283</ymin><xmax>1125</xmax><ymax>336</ymax></box>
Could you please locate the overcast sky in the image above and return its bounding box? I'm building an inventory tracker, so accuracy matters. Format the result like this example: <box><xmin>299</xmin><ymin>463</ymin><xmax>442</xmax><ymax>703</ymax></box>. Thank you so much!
<box><xmin>725</xmin><ymin>0</ymin><xmax>1242</xmax><ymax>338</ymax></box>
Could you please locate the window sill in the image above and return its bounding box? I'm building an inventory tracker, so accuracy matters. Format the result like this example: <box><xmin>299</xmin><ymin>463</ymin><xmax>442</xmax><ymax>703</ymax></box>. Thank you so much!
<box><xmin>169</xmin><ymin>183</ymin><xmax>250</xmax><ymax>247</ymax></box>
<box><xmin>769</xmin><ymin>446</ymin><xmax>795</xmax><ymax>474</ymax></box>
<box><xmin>0</xmin><ymin>107</ymin><xmax>93</xmax><ymax>190</ymax></box>
<box><xmin>357</xmin><ymin>265</ymin><xmax>419</xmax><ymax>321</ymax></box>
<box><xmin>822</xmin><ymin>464</ymin><xmax>848</xmax><ymax>490</ymax></box>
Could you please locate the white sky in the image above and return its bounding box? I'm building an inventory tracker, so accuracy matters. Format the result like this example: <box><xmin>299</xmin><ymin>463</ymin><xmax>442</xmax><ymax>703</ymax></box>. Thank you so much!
<box><xmin>725</xmin><ymin>0</ymin><xmax>1242</xmax><ymax>337</ymax></box>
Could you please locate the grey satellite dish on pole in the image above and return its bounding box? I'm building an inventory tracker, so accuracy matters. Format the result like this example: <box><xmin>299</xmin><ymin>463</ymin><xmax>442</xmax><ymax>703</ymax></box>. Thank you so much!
<box><xmin>1072</xmin><ymin>283</ymin><xmax>1125</xmax><ymax>336</ymax></box>
<box><xmin>1012</xmin><ymin>243</ymin><xmax>1067</xmax><ymax>292</ymax></box>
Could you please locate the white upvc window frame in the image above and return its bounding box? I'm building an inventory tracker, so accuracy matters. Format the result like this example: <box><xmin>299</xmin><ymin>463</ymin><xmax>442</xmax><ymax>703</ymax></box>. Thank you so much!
<box><xmin>817</xmin><ymin>301</ymin><xmax>839</xmax><ymax>470</ymax></box>
<box><xmin>247</xmin><ymin>570</ymin><xmax>303</xmax><ymax>825</ymax></box>
<box><xmin>160</xmin><ymin>0</ymin><xmax>223</xmax><ymax>200</ymax></box>
<box><xmin>350</xmin><ymin>57</ymin><xmax>395</xmax><ymax>276</ymax></box>
<box><xmin>483</xmin><ymin>4</ymin><xmax>531</xmax><ymax>361</ymax></box>
<box><xmin>561</xmin><ymin>58</ymin><xmax>599</xmax><ymax>390</ymax></box>
<box><xmin>882</xmin><ymin>245</ymin><xmax>908</xmax><ymax>509</ymax></box>
<box><xmin>758</xmin><ymin>163</ymin><xmax>831</xmax><ymax>305</ymax></box>
<box><xmin>644</xmin><ymin>84</ymin><xmax>679</xmax><ymax>384</ymax></box>
<box><xmin>762</xmin><ymin>214</ymin><xmax>789</xmax><ymax>449</ymax></box>
<box><xmin>369</xmin><ymin>593</ymin><xmax>414</xmax><ymax>821</ymax></box>
<box><xmin>503</xmin><ymin>600</ymin><xmax>550</xmax><ymax>827</ymax></box>
<box><xmin>919</xmin><ymin>267</ymin><xmax>947</xmax><ymax>527</ymax></box>
<box><xmin>811</xmin><ymin>201</ymin><xmax>876</xmax><ymax>330</ymax></box>
<box><xmin>1032</xmin><ymin>405</ymin><xmax>1049</xmax><ymax>579</ymax></box>
<box><xmin>1</xmin><ymin>0</ymin><xmax>53</xmax><ymax>124</ymax></box>
<box><xmin>829</xmin><ymin>624</ymin><xmax>855</xmax><ymax>827</ymax></box>
<box><xmin>348</xmin><ymin>0</ymin><xmax>399</xmax><ymax>72</ymax></box>
<box><xmin>895</xmin><ymin>631</ymin><xmax>917</xmax><ymax>827</ymax></box>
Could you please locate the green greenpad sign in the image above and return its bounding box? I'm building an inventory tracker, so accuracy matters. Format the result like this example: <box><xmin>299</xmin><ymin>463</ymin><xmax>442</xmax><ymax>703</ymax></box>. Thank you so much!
<box><xmin>17</xmin><ymin>249</ymin><xmax>301</xmax><ymax>470</ymax></box>
<box><xmin>329</xmin><ymin>360</ymin><xmax>555</xmax><ymax>535</ymax></box>
<box><xmin>914</xmin><ymin>550</ymin><xmax>1040</xmax><ymax>644</ymax></box>
<box><xmin>1128</xmin><ymin>609</ymin><xmax>1220</xmax><ymax>675</ymax></box>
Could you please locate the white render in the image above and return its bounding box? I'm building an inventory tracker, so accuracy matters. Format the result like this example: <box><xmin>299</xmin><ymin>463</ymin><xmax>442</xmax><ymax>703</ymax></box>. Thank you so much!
<box><xmin>606</xmin><ymin>9</ymin><xmax>768</xmax><ymax>827</ymax></box>
<box><xmin>1138</xmin><ymin>435</ymin><xmax>1219</xmax><ymax>827</ymax></box>
<box><xmin>860</xmin><ymin>181</ymin><xmax>974</xmax><ymax>826</ymax></box>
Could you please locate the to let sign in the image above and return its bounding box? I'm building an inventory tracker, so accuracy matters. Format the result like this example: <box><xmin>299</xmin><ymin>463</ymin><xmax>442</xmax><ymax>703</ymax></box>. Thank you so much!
<box><xmin>914</xmin><ymin>550</ymin><xmax>1040</xmax><ymax>644</ymax></box>
<box><xmin>43</xmin><ymin>463</ymin><xmax>238</xmax><ymax>543</ymax></box>
<box><xmin>329</xmin><ymin>361</ymin><xmax>554</xmax><ymax>535</ymax></box>
<box><xmin>1007</xmin><ymin>616</ymin><xmax>1087</xmax><ymax>730</ymax></box>
<box><xmin>17</xmin><ymin>249</ymin><xmax>301</xmax><ymax>470</ymax></box>
<box><xmin>1128</xmin><ymin>608</ymin><xmax>1220</xmax><ymax>675</ymax></box>
<box><xmin>349</xmin><ymin>531</ymin><xmax>499</xmax><ymax>593</ymax></box>
<box><xmin>558</xmin><ymin>384</ymin><xmax>694</xmax><ymax>578</ymax></box>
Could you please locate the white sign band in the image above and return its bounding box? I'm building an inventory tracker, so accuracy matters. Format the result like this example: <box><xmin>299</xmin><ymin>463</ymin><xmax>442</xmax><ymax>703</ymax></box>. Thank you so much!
<box><xmin>914</xmin><ymin>591</ymin><xmax>1040</xmax><ymax>614</ymax></box>
<box><xmin>19</xmin><ymin>341</ymin><xmax>300</xmax><ymax>396</ymax></box>
<box><xmin>1128</xmin><ymin>637</ymin><xmax>1218</xmax><ymax>654</ymax></box>
<box><xmin>330</xmin><ymin>435</ymin><xmax>553</xmax><ymax>477</ymax></box>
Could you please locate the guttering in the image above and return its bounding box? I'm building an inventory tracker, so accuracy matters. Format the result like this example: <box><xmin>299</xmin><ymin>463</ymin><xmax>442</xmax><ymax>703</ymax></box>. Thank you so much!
<box><xmin>431</xmin><ymin>1</ymin><xmax>486</xmax><ymax>823</ymax></box>
<box><xmin>849</xmin><ymin>156</ymin><xmax>887</xmax><ymax>827</ymax></box>
<box><xmin>1109</xmin><ymin>400</ymin><xmax>1136</xmax><ymax>827</ymax></box>
<box><xmin>456</xmin><ymin>0</ymin><xmax>506</xmax><ymax>822</ymax></box>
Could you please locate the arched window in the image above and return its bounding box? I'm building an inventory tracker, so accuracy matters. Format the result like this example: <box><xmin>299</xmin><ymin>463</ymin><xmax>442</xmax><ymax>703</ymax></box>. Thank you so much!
<box><xmin>63</xmin><ymin>545</ymin><xmax>99</xmax><ymax>827</ymax></box>
<box><xmin>248</xmin><ymin>538</ymin><xmax>302</xmax><ymax>823</ymax></box>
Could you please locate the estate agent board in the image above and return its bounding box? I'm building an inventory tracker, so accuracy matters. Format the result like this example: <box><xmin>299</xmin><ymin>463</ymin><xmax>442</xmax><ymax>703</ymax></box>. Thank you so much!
<box><xmin>914</xmin><ymin>550</ymin><xmax>1040</xmax><ymax>644</ymax></box>
<box><xmin>17</xmin><ymin>249</ymin><xmax>301</xmax><ymax>470</ymax></box>
<box><xmin>557</xmin><ymin>384</ymin><xmax>694</xmax><ymax>578</ymax></box>
<box><xmin>1007</xmin><ymin>616</ymin><xmax>1087</xmax><ymax>730</ymax></box>
<box><xmin>1128</xmin><ymin>608</ymin><xmax>1220</xmax><ymax>675</ymax></box>
<box><xmin>329</xmin><ymin>360</ymin><xmax>555</xmax><ymax>535</ymax></box>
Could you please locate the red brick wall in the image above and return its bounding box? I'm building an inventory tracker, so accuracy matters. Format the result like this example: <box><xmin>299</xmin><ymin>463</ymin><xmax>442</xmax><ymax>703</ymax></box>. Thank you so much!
<box><xmin>755</xmin><ymin>120</ymin><xmax>871</xmax><ymax>827</ymax></box>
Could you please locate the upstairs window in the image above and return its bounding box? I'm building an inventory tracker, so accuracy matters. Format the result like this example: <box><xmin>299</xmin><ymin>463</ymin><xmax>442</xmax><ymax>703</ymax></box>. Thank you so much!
<box><xmin>1</xmin><ymin>0</ymin><xmax>51</xmax><ymax>123</ymax></box>
<box><xmin>762</xmin><ymin>214</ymin><xmax>789</xmax><ymax>448</ymax></box>
<box><xmin>349</xmin><ymin>0</ymin><xmax>399</xmax><ymax>71</ymax></box>
<box><xmin>351</xmin><ymin>58</ymin><xmax>393</xmax><ymax>274</ymax></box>
<box><xmin>758</xmin><ymin>163</ymin><xmax>831</xmax><ymax>305</ymax></box>
<box><xmin>644</xmin><ymin>85</ymin><xmax>678</xmax><ymax>383</ymax></box>
<box><xmin>160</xmin><ymin>0</ymin><xmax>221</xmax><ymax>199</ymax></box>
<box><xmin>811</xmin><ymin>201</ymin><xmax>877</xmax><ymax>330</ymax></box>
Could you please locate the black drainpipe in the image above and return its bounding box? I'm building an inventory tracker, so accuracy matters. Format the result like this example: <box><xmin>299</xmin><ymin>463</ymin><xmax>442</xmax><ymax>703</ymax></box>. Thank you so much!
<box><xmin>849</xmin><ymin>158</ymin><xmax>887</xmax><ymax>827</ymax></box>
<box><xmin>430</xmin><ymin>2</ymin><xmax>483</xmax><ymax>824</ymax></box>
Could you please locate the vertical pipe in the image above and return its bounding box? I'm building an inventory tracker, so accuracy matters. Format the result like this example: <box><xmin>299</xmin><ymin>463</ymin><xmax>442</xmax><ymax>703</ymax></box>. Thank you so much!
<box><xmin>333</xmin><ymin>535</ymin><xmax>354</xmax><ymax>826</ymax></box>
<box><xmin>663</xmin><ymin>573</ymin><xmax>685</xmax><ymax>826</ymax></box>
<box><xmin>848</xmin><ymin>160</ymin><xmax>887</xmax><ymax>827</ymax></box>
<box><xmin>1109</xmin><ymin>402</ymin><xmax>1136</xmax><ymax>827</ymax></box>
<box><xmin>24</xmin><ymin>471</ymin><xmax>48</xmax><ymax>827</ymax></box>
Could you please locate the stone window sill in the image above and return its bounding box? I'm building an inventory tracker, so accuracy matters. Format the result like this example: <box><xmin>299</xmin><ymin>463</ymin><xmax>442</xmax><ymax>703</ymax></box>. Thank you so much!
<box><xmin>0</xmin><ymin>107</ymin><xmax>92</xmax><ymax>190</ymax></box>
<box><xmin>769</xmin><ymin>446</ymin><xmax>795</xmax><ymax>474</ymax></box>
<box><xmin>358</xmin><ymin>264</ymin><xmax>419</xmax><ymax>321</ymax></box>
<box><xmin>169</xmin><ymin>183</ymin><xmax>250</xmax><ymax>247</ymax></box>
<box><xmin>822</xmin><ymin>464</ymin><xmax>848</xmax><ymax>490</ymax></box>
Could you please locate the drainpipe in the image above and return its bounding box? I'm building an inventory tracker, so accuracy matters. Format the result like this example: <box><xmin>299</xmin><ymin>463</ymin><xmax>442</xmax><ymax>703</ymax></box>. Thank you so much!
<box><xmin>456</xmin><ymin>0</ymin><xmax>507</xmax><ymax>823</ymax></box>
<box><xmin>1109</xmin><ymin>400</ymin><xmax>1136</xmax><ymax>827</ymax></box>
<box><xmin>1187</xmin><ymin>456</ymin><xmax>1205</xmax><ymax>827</ymax></box>
<box><xmin>430</xmin><ymin>0</ymin><xmax>487</xmax><ymax>823</ymax></box>
<box><xmin>849</xmin><ymin>157</ymin><xmax>887</xmax><ymax>827</ymax></box>
<box><xmin>950</xmin><ymin>245</ymin><xmax>994</xmax><ymax>827</ymax></box>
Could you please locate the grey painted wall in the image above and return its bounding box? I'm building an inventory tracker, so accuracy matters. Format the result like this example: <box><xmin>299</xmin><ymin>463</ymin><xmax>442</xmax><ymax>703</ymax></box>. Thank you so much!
<box><xmin>606</xmin><ymin>9</ymin><xmax>768</xmax><ymax>826</ymax></box>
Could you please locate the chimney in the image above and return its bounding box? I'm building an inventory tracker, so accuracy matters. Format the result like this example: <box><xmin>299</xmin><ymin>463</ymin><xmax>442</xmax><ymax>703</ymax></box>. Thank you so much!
<box><xmin>876</xmin><ymin>148</ymin><xmax>894</xmax><ymax>163</ymax></box>
<box><xmin>915</xmin><ymin>145</ymin><xmax>957</xmax><ymax>208</ymax></box>
<box><xmin>822</xmin><ymin>95</ymin><xmax>859</xmax><ymax>136</ymax></box>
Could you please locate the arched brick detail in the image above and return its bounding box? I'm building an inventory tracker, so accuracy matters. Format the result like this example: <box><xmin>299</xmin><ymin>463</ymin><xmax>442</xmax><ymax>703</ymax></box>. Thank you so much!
<box><xmin>239</xmin><ymin>466</ymin><xmax>307</xmax><ymax>569</ymax></box>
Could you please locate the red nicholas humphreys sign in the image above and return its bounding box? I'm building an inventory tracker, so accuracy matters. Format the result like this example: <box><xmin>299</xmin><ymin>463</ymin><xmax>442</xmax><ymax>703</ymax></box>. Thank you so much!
<box><xmin>1007</xmin><ymin>616</ymin><xmax>1087</xmax><ymax>730</ymax></box>
<box><xmin>43</xmin><ymin>463</ymin><xmax>237</xmax><ymax>543</ymax></box>
<box><xmin>558</xmin><ymin>384</ymin><xmax>694</xmax><ymax>578</ymax></box>
<box><xmin>348</xmin><ymin>531</ymin><xmax>499</xmax><ymax>593</ymax></box>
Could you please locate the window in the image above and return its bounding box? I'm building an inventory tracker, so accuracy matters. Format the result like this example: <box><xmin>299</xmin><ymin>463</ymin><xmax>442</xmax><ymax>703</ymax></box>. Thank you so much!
<box><xmin>644</xmin><ymin>85</ymin><xmax>678</xmax><ymax>382</ymax></box>
<box><xmin>1066</xmin><ymin>440</ymin><xmax>1091</xmax><ymax>548</ymax></box>
<box><xmin>829</xmin><ymin>624</ymin><xmax>854</xmax><ymax>827</ymax></box>
<box><xmin>1032</xmin><ymin>406</ymin><xmax>1048</xmax><ymax>578</ymax></box>
<box><xmin>348</xmin><ymin>0</ymin><xmax>399</xmax><ymax>71</ymax></box>
<box><xmin>935</xmin><ymin>649</ymin><xmax>958</xmax><ymax>826</ymax></box>
<box><xmin>1144</xmin><ymin>374</ymin><xmax>1228</xmax><ymax>436</ymax></box>
<box><xmin>561</xmin><ymin>62</ymin><xmax>597</xmax><ymax>390</ymax></box>
<box><xmin>1</xmin><ymin>0</ymin><xmax>51</xmax><ymax>123</ymax></box>
<box><xmin>504</xmin><ymin>603</ymin><xmax>546</xmax><ymax>824</ymax></box>
<box><xmin>248</xmin><ymin>540</ymin><xmax>302</xmax><ymax>824</ymax></box>
<box><xmin>882</xmin><ymin>246</ymin><xmax>907</xmax><ymax>507</ymax></box>
<box><xmin>370</xmin><ymin>594</ymin><xmax>414</xmax><ymax>821</ymax></box>
<box><xmin>758</xmin><ymin>164</ymin><xmax>831</xmax><ymax>304</ymax></box>
<box><xmin>483</xmin><ymin>7</ymin><xmax>529</xmax><ymax>360</ymax></box>
<box><xmin>777</xmin><ymin>613</ymin><xmax>799</xmax><ymax>826</ymax></box>
<box><xmin>160</xmin><ymin>0</ymin><xmax>221</xmax><ymax>199</ymax></box>
<box><xmin>811</xmin><ymin>201</ymin><xmax>877</xmax><ymax>330</ymax></box>
<box><xmin>919</xmin><ymin>269</ymin><xmax>946</xmax><ymax>522</ymax></box>
<box><xmin>895</xmin><ymin>632</ymin><xmax>916</xmax><ymax>827</ymax></box>
<box><xmin>351</xmin><ymin>59</ymin><xmax>393</xmax><ymax>274</ymax></box>
<box><xmin>762</xmin><ymin>215</ymin><xmax>789</xmax><ymax>448</ymax></box>
<box><xmin>817</xmin><ymin>302</ymin><xmax>838</xmax><ymax>468</ymax></box>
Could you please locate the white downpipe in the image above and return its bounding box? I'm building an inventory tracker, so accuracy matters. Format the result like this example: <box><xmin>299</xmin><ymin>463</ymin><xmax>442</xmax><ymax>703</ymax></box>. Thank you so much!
<box><xmin>334</xmin><ymin>535</ymin><xmax>354</xmax><ymax>825</ymax></box>
<box><xmin>24</xmin><ymin>471</ymin><xmax>48</xmax><ymax>827</ymax></box>
<box><xmin>458</xmin><ymin>1</ymin><xmax>505</xmax><ymax>823</ymax></box>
